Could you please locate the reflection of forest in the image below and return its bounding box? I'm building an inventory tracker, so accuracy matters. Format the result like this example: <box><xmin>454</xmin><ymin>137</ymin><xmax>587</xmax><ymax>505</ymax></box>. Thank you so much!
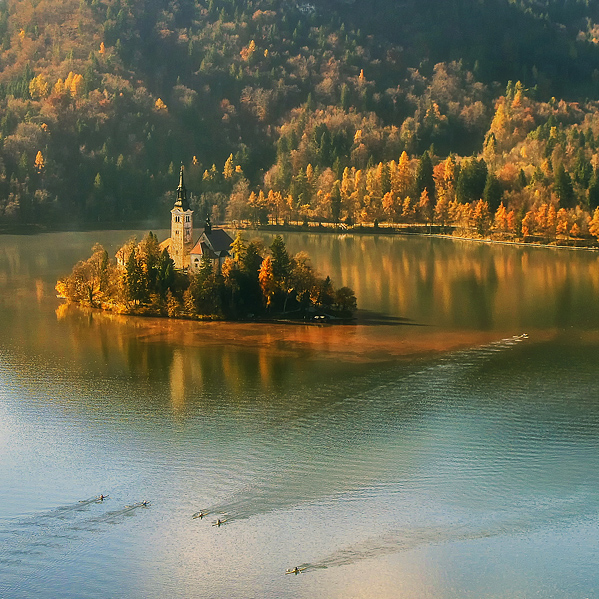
<box><xmin>271</xmin><ymin>234</ymin><xmax>599</xmax><ymax>330</ymax></box>
<box><xmin>4</xmin><ymin>232</ymin><xmax>599</xmax><ymax>414</ymax></box>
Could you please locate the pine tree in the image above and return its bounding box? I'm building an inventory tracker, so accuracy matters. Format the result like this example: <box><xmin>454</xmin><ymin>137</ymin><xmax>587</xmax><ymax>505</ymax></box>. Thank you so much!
<box><xmin>483</xmin><ymin>172</ymin><xmax>503</xmax><ymax>213</ymax></box>
<box><xmin>415</xmin><ymin>151</ymin><xmax>435</xmax><ymax>201</ymax></box>
<box><xmin>554</xmin><ymin>164</ymin><xmax>575</xmax><ymax>208</ymax></box>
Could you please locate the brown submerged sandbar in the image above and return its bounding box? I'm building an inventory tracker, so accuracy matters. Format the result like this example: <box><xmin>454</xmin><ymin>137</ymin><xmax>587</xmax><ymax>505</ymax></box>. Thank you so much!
<box><xmin>58</xmin><ymin>303</ymin><xmax>549</xmax><ymax>364</ymax></box>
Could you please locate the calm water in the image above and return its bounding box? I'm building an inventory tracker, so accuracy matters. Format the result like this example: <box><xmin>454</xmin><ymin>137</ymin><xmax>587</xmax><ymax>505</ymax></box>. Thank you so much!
<box><xmin>1</xmin><ymin>231</ymin><xmax>598</xmax><ymax>599</ymax></box>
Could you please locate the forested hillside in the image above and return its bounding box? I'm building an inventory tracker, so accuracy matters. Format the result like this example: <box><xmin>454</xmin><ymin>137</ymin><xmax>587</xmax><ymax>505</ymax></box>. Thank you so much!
<box><xmin>2</xmin><ymin>0</ymin><xmax>599</xmax><ymax>235</ymax></box>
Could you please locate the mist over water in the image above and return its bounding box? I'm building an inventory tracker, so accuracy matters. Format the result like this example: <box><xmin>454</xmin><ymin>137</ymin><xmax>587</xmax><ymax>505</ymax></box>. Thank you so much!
<box><xmin>1</xmin><ymin>231</ymin><xmax>598</xmax><ymax>599</ymax></box>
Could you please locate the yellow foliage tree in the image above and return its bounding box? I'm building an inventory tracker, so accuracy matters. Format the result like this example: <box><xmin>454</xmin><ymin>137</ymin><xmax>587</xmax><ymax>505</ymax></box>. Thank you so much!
<box><xmin>535</xmin><ymin>203</ymin><xmax>548</xmax><ymax>235</ymax></box>
<box><xmin>473</xmin><ymin>200</ymin><xmax>491</xmax><ymax>236</ymax></box>
<box><xmin>494</xmin><ymin>202</ymin><xmax>508</xmax><ymax>233</ymax></box>
<box><xmin>70</xmin><ymin>73</ymin><xmax>84</xmax><ymax>97</ymax></box>
<box><xmin>155</xmin><ymin>98</ymin><xmax>167</xmax><ymax>111</ymax></box>
<box><xmin>53</xmin><ymin>78</ymin><xmax>65</xmax><ymax>95</ymax></box>
<box><xmin>507</xmin><ymin>209</ymin><xmax>517</xmax><ymax>233</ymax></box>
<box><xmin>34</xmin><ymin>150</ymin><xmax>45</xmax><ymax>172</ymax></box>
<box><xmin>393</xmin><ymin>151</ymin><xmax>413</xmax><ymax>199</ymax></box>
<box><xmin>382</xmin><ymin>191</ymin><xmax>393</xmax><ymax>220</ymax></box>
<box><xmin>418</xmin><ymin>189</ymin><xmax>433</xmax><ymax>224</ymax></box>
<box><xmin>521</xmin><ymin>210</ymin><xmax>535</xmax><ymax>237</ymax></box>
<box><xmin>547</xmin><ymin>204</ymin><xmax>557</xmax><ymax>237</ymax></box>
<box><xmin>490</xmin><ymin>101</ymin><xmax>509</xmax><ymax>139</ymax></box>
<box><xmin>434</xmin><ymin>193</ymin><xmax>450</xmax><ymax>228</ymax></box>
<box><xmin>223</xmin><ymin>154</ymin><xmax>235</xmax><ymax>179</ymax></box>
<box><xmin>588</xmin><ymin>208</ymin><xmax>599</xmax><ymax>239</ymax></box>
<box><xmin>556</xmin><ymin>208</ymin><xmax>569</xmax><ymax>237</ymax></box>
<box><xmin>401</xmin><ymin>195</ymin><xmax>414</xmax><ymax>221</ymax></box>
<box><xmin>240</xmin><ymin>39</ymin><xmax>256</xmax><ymax>61</ymax></box>
<box><xmin>29</xmin><ymin>74</ymin><xmax>49</xmax><ymax>100</ymax></box>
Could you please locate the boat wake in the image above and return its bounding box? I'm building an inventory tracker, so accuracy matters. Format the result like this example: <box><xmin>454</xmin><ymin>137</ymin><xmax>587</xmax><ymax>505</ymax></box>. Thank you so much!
<box><xmin>288</xmin><ymin>496</ymin><xmax>594</xmax><ymax>574</ymax></box>
<box><xmin>0</xmin><ymin>496</ymin><xmax>148</xmax><ymax>565</ymax></box>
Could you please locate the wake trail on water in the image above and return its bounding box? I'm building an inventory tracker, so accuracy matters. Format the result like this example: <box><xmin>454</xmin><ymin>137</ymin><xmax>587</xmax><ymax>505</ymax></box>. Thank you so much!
<box><xmin>193</xmin><ymin>334</ymin><xmax>532</xmax><ymax>526</ymax></box>
<box><xmin>85</xmin><ymin>502</ymin><xmax>150</xmax><ymax>525</ymax></box>
<box><xmin>0</xmin><ymin>498</ymin><xmax>149</xmax><ymax>564</ymax></box>
<box><xmin>294</xmin><ymin>496</ymin><xmax>595</xmax><ymax>573</ymax></box>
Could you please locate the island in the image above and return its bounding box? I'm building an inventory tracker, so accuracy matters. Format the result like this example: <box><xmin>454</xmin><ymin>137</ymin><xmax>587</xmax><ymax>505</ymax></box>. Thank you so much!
<box><xmin>56</xmin><ymin>230</ymin><xmax>356</xmax><ymax>322</ymax></box>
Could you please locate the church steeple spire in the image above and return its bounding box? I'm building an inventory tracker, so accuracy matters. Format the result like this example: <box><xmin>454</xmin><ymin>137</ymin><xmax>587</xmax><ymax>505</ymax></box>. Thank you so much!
<box><xmin>174</xmin><ymin>164</ymin><xmax>189</xmax><ymax>210</ymax></box>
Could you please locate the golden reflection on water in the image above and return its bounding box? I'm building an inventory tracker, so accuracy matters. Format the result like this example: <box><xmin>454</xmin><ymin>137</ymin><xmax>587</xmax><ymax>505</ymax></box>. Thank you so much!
<box><xmin>5</xmin><ymin>232</ymin><xmax>599</xmax><ymax>413</ymax></box>
<box><xmin>273</xmin><ymin>234</ymin><xmax>599</xmax><ymax>331</ymax></box>
<box><xmin>169</xmin><ymin>350</ymin><xmax>186</xmax><ymax>414</ymax></box>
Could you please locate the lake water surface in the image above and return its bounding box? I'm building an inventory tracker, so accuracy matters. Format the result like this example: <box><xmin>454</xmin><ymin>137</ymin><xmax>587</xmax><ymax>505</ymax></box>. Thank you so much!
<box><xmin>1</xmin><ymin>231</ymin><xmax>598</xmax><ymax>599</ymax></box>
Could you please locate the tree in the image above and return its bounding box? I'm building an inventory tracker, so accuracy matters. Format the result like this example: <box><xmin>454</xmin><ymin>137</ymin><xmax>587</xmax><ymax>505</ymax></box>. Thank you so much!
<box><xmin>34</xmin><ymin>150</ymin><xmax>45</xmax><ymax>173</ymax></box>
<box><xmin>483</xmin><ymin>172</ymin><xmax>502</xmax><ymax>213</ymax></box>
<box><xmin>588</xmin><ymin>170</ymin><xmax>599</xmax><ymax>210</ymax></box>
<box><xmin>494</xmin><ymin>202</ymin><xmax>508</xmax><ymax>234</ymax></box>
<box><xmin>456</xmin><ymin>158</ymin><xmax>487</xmax><ymax>204</ymax></box>
<box><xmin>259</xmin><ymin>256</ymin><xmax>276</xmax><ymax>308</ymax></box>
<box><xmin>393</xmin><ymin>151</ymin><xmax>413</xmax><ymax>200</ymax></box>
<box><xmin>554</xmin><ymin>164</ymin><xmax>575</xmax><ymax>208</ymax></box>
<box><xmin>223</xmin><ymin>154</ymin><xmax>235</xmax><ymax>180</ymax></box>
<box><xmin>331</xmin><ymin>181</ymin><xmax>342</xmax><ymax>223</ymax></box>
<box><xmin>415</xmin><ymin>151</ymin><xmax>435</xmax><ymax>201</ymax></box>
<box><xmin>29</xmin><ymin>74</ymin><xmax>49</xmax><ymax>100</ymax></box>
<box><xmin>556</xmin><ymin>208</ymin><xmax>569</xmax><ymax>237</ymax></box>
<box><xmin>156</xmin><ymin>249</ymin><xmax>175</xmax><ymax>297</ymax></box>
<box><xmin>472</xmin><ymin>200</ymin><xmax>491</xmax><ymax>236</ymax></box>
<box><xmin>125</xmin><ymin>249</ymin><xmax>145</xmax><ymax>304</ymax></box>
<box><xmin>521</xmin><ymin>210</ymin><xmax>535</xmax><ymax>238</ymax></box>
<box><xmin>588</xmin><ymin>208</ymin><xmax>599</xmax><ymax>240</ymax></box>
<box><xmin>270</xmin><ymin>235</ymin><xmax>291</xmax><ymax>285</ymax></box>
<box><xmin>334</xmin><ymin>287</ymin><xmax>357</xmax><ymax>314</ymax></box>
<box><xmin>230</xmin><ymin>232</ymin><xmax>247</xmax><ymax>263</ymax></box>
<box><xmin>434</xmin><ymin>193</ymin><xmax>450</xmax><ymax>229</ymax></box>
<box><xmin>418</xmin><ymin>189</ymin><xmax>433</xmax><ymax>226</ymax></box>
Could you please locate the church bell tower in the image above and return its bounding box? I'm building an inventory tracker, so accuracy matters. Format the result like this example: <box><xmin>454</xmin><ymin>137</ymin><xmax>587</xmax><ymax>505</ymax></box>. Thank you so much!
<box><xmin>170</xmin><ymin>165</ymin><xmax>193</xmax><ymax>270</ymax></box>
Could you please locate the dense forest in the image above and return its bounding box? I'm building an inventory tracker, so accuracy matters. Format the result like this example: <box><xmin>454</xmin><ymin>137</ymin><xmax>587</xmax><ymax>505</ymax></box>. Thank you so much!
<box><xmin>3</xmin><ymin>0</ymin><xmax>599</xmax><ymax>238</ymax></box>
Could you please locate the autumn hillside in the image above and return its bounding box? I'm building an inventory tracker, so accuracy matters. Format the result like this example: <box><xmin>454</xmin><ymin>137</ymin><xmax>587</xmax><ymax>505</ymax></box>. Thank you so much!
<box><xmin>2</xmin><ymin>0</ymin><xmax>599</xmax><ymax>235</ymax></box>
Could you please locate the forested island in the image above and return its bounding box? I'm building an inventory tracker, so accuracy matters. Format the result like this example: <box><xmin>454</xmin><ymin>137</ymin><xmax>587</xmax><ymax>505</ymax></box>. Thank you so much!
<box><xmin>4</xmin><ymin>0</ymin><xmax>599</xmax><ymax>246</ymax></box>
<box><xmin>56</xmin><ymin>233</ymin><xmax>357</xmax><ymax>320</ymax></box>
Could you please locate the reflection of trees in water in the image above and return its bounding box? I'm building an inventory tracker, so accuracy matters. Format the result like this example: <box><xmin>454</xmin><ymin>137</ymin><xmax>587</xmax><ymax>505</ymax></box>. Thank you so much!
<box><xmin>56</xmin><ymin>306</ymin><xmax>304</xmax><ymax>410</ymax></box>
<box><xmin>266</xmin><ymin>233</ymin><xmax>599</xmax><ymax>329</ymax></box>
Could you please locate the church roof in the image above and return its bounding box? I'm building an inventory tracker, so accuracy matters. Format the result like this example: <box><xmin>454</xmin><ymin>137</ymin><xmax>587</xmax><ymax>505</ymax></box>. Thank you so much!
<box><xmin>205</xmin><ymin>229</ymin><xmax>234</xmax><ymax>252</ymax></box>
<box><xmin>190</xmin><ymin>229</ymin><xmax>233</xmax><ymax>256</ymax></box>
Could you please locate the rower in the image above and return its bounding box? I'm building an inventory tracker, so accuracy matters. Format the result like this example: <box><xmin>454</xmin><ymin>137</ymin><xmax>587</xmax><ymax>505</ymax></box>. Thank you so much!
<box><xmin>97</xmin><ymin>494</ymin><xmax>107</xmax><ymax>501</ymax></box>
<box><xmin>141</xmin><ymin>500</ymin><xmax>149</xmax><ymax>507</ymax></box>
<box><xmin>192</xmin><ymin>511</ymin><xmax>206</xmax><ymax>519</ymax></box>
<box><xmin>286</xmin><ymin>566</ymin><xmax>303</xmax><ymax>575</ymax></box>
<box><xmin>213</xmin><ymin>518</ymin><xmax>225</xmax><ymax>526</ymax></box>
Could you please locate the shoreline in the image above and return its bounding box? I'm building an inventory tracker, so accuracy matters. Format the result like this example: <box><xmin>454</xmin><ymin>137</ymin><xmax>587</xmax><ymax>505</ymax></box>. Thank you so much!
<box><xmin>239</xmin><ymin>223</ymin><xmax>599</xmax><ymax>252</ymax></box>
<box><xmin>5</xmin><ymin>220</ymin><xmax>599</xmax><ymax>252</ymax></box>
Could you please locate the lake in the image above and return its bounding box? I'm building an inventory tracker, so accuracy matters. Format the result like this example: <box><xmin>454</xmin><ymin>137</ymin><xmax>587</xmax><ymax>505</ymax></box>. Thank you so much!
<box><xmin>1</xmin><ymin>230</ymin><xmax>598</xmax><ymax>599</ymax></box>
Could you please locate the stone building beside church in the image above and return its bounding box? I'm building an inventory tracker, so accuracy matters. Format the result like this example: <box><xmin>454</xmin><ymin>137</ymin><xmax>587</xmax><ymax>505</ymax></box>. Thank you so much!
<box><xmin>160</xmin><ymin>166</ymin><xmax>233</xmax><ymax>271</ymax></box>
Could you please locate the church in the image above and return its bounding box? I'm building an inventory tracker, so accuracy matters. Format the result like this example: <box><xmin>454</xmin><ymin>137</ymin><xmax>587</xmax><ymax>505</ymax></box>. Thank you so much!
<box><xmin>160</xmin><ymin>166</ymin><xmax>233</xmax><ymax>272</ymax></box>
